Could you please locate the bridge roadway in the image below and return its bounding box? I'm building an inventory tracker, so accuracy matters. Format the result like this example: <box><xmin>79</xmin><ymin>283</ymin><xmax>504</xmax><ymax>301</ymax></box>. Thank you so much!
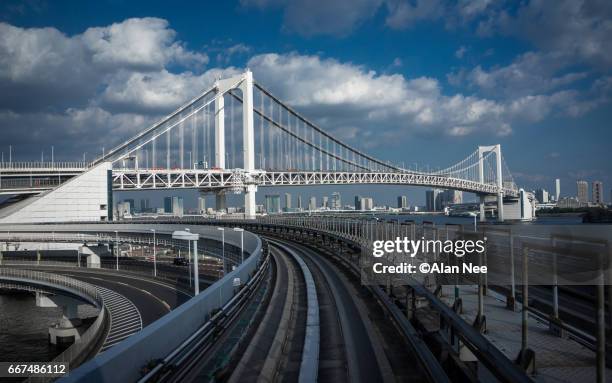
<box><xmin>169</xmin><ymin>237</ymin><xmax>430</xmax><ymax>383</ymax></box>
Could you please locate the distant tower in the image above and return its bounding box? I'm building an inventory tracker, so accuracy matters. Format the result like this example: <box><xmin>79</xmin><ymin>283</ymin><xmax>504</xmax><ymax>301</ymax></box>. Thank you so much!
<box><xmin>309</xmin><ymin>197</ymin><xmax>317</xmax><ymax>211</ymax></box>
<box><xmin>354</xmin><ymin>195</ymin><xmax>361</xmax><ymax>210</ymax></box>
<box><xmin>322</xmin><ymin>196</ymin><xmax>329</xmax><ymax>208</ymax></box>
<box><xmin>397</xmin><ymin>195</ymin><xmax>408</xmax><ymax>209</ymax></box>
<box><xmin>297</xmin><ymin>195</ymin><xmax>303</xmax><ymax>210</ymax></box>
<box><xmin>576</xmin><ymin>180</ymin><xmax>589</xmax><ymax>204</ymax></box>
<box><xmin>555</xmin><ymin>178</ymin><xmax>561</xmax><ymax>201</ymax></box>
<box><xmin>592</xmin><ymin>181</ymin><xmax>603</xmax><ymax>205</ymax></box>
<box><xmin>284</xmin><ymin>193</ymin><xmax>292</xmax><ymax>211</ymax></box>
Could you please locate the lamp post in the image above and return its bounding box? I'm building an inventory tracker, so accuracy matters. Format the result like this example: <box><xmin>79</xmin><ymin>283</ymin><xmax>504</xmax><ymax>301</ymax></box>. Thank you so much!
<box><xmin>185</xmin><ymin>228</ymin><xmax>192</xmax><ymax>286</ymax></box>
<box><xmin>233</xmin><ymin>227</ymin><xmax>244</xmax><ymax>264</ymax></box>
<box><xmin>218</xmin><ymin>227</ymin><xmax>226</xmax><ymax>274</ymax></box>
<box><xmin>469</xmin><ymin>212</ymin><xmax>478</xmax><ymax>232</ymax></box>
<box><xmin>114</xmin><ymin>230</ymin><xmax>119</xmax><ymax>270</ymax></box>
<box><xmin>173</xmin><ymin>230</ymin><xmax>200</xmax><ymax>295</ymax></box>
<box><xmin>150</xmin><ymin>229</ymin><xmax>156</xmax><ymax>277</ymax></box>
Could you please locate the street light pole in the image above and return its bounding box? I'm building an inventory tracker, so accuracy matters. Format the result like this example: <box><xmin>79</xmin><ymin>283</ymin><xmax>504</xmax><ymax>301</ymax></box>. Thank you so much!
<box><xmin>192</xmin><ymin>238</ymin><xmax>199</xmax><ymax>295</ymax></box>
<box><xmin>218</xmin><ymin>227</ymin><xmax>225</xmax><ymax>274</ymax></box>
<box><xmin>150</xmin><ymin>229</ymin><xmax>157</xmax><ymax>277</ymax></box>
<box><xmin>234</xmin><ymin>227</ymin><xmax>244</xmax><ymax>264</ymax></box>
<box><xmin>172</xmin><ymin>230</ymin><xmax>200</xmax><ymax>296</ymax></box>
<box><xmin>114</xmin><ymin>230</ymin><xmax>119</xmax><ymax>270</ymax></box>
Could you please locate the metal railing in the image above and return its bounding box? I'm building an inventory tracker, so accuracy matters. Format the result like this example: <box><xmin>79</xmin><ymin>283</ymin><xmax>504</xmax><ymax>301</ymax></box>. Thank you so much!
<box><xmin>0</xmin><ymin>161</ymin><xmax>90</xmax><ymax>170</ymax></box>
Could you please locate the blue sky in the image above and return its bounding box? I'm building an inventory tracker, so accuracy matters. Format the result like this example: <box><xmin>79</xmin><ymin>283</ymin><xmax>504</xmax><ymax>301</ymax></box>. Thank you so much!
<box><xmin>1</xmin><ymin>0</ymin><xmax>611</xmax><ymax>207</ymax></box>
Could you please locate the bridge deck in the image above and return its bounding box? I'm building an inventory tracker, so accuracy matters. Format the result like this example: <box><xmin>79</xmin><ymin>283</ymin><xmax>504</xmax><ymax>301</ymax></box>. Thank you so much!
<box><xmin>440</xmin><ymin>285</ymin><xmax>609</xmax><ymax>383</ymax></box>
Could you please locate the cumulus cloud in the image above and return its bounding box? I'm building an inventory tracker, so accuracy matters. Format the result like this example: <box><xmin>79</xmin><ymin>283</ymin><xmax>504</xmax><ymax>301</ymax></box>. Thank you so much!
<box><xmin>248</xmin><ymin>52</ymin><xmax>514</xmax><ymax>143</ymax></box>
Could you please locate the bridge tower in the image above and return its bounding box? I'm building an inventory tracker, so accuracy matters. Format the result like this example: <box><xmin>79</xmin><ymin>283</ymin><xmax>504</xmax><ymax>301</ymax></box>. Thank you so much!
<box><xmin>478</xmin><ymin>145</ymin><xmax>504</xmax><ymax>222</ymax></box>
<box><xmin>214</xmin><ymin>70</ymin><xmax>257</xmax><ymax>218</ymax></box>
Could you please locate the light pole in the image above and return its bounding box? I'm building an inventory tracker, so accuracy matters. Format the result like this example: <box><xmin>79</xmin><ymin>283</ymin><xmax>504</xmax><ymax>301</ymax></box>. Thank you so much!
<box><xmin>114</xmin><ymin>230</ymin><xmax>119</xmax><ymax>270</ymax></box>
<box><xmin>233</xmin><ymin>227</ymin><xmax>244</xmax><ymax>264</ymax></box>
<box><xmin>172</xmin><ymin>230</ymin><xmax>200</xmax><ymax>295</ymax></box>
<box><xmin>218</xmin><ymin>227</ymin><xmax>226</xmax><ymax>274</ymax></box>
<box><xmin>185</xmin><ymin>228</ymin><xmax>192</xmax><ymax>286</ymax></box>
<box><xmin>150</xmin><ymin>229</ymin><xmax>157</xmax><ymax>277</ymax></box>
<box><xmin>469</xmin><ymin>212</ymin><xmax>478</xmax><ymax>232</ymax></box>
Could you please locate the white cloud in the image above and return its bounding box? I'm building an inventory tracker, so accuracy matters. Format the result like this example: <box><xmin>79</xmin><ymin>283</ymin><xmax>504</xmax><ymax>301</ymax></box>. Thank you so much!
<box><xmin>455</xmin><ymin>45</ymin><xmax>467</xmax><ymax>59</ymax></box>
<box><xmin>81</xmin><ymin>18</ymin><xmax>208</xmax><ymax>70</ymax></box>
<box><xmin>385</xmin><ymin>0</ymin><xmax>443</xmax><ymax>29</ymax></box>
<box><xmin>248</xmin><ymin>52</ymin><xmax>512</xmax><ymax>143</ymax></box>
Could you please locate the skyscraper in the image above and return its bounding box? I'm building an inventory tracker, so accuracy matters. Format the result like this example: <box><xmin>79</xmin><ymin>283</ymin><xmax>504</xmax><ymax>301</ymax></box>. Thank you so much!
<box><xmin>309</xmin><ymin>197</ymin><xmax>317</xmax><ymax>211</ymax></box>
<box><xmin>265</xmin><ymin>194</ymin><xmax>281</xmax><ymax>213</ymax></box>
<box><xmin>555</xmin><ymin>178</ymin><xmax>561</xmax><ymax>201</ymax></box>
<box><xmin>297</xmin><ymin>195</ymin><xmax>303</xmax><ymax>210</ymax></box>
<box><xmin>426</xmin><ymin>189</ymin><xmax>442</xmax><ymax>211</ymax></box>
<box><xmin>354</xmin><ymin>195</ymin><xmax>361</xmax><ymax>210</ymax></box>
<box><xmin>322</xmin><ymin>196</ymin><xmax>329</xmax><ymax>208</ymax></box>
<box><xmin>331</xmin><ymin>192</ymin><xmax>341</xmax><ymax>209</ymax></box>
<box><xmin>360</xmin><ymin>197</ymin><xmax>373</xmax><ymax>211</ymax></box>
<box><xmin>140</xmin><ymin>198</ymin><xmax>150</xmax><ymax>213</ymax></box>
<box><xmin>172</xmin><ymin>196</ymin><xmax>183</xmax><ymax>217</ymax></box>
<box><xmin>535</xmin><ymin>189</ymin><xmax>549</xmax><ymax>204</ymax></box>
<box><xmin>164</xmin><ymin>197</ymin><xmax>173</xmax><ymax>213</ymax></box>
<box><xmin>398</xmin><ymin>195</ymin><xmax>408</xmax><ymax>209</ymax></box>
<box><xmin>198</xmin><ymin>197</ymin><xmax>206</xmax><ymax>214</ymax></box>
<box><xmin>593</xmin><ymin>181</ymin><xmax>603</xmax><ymax>204</ymax></box>
<box><xmin>577</xmin><ymin>180</ymin><xmax>589</xmax><ymax>203</ymax></box>
<box><xmin>284</xmin><ymin>193</ymin><xmax>292</xmax><ymax>211</ymax></box>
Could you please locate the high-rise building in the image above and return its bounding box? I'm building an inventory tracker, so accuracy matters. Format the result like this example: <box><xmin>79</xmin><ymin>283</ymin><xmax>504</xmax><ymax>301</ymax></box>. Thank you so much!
<box><xmin>439</xmin><ymin>190</ymin><xmax>462</xmax><ymax>208</ymax></box>
<box><xmin>593</xmin><ymin>181</ymin><xmax>604</xmax><ymax>204</ymax></box>
<box><xmin>172</xmin><ymin>196</ymin><xmax>184</xmax><ymax>217</ymax></box>
<box><xmin>124</xmin><ymin>199</ymin><xmax>135</xmax><ymax>213</ymax></box>
<box><xmin>555</xmin><ymin>178</ymin><xmax>561</xmax><ymax>201</ymax></box>
<box><xmin>265</xmin><ymin>194</ymin><xmax>281</xmax><ymax>214</ymax></box>
<box><xmin>198</xmin><ymin>197</ymin><xmax>206</xmax><ymax>214</ymax></box>
<box><xmin>535</xmin><ymin>189</ymin><xmax>549</xmax><ymax>204</ymax></box>
<box><xmin>322</xmin><ymin>196</ymin><xmax>329</xmax><ymax>208</ymax></box>
<box><xmin>309</xmin><ymin>196</ymin><xmax>317</xmax><ymax>211</ymax></box>
<box><xmin>140</xmin><ymin>198</ymin><xmax>150</xmax><ymax>213</ymax></box>
<box><xmin>164</xmin><ymin>197</ymin><xmax>172</xmax><ymax>213</ymax></box>
<box><xmin>354</xmin><ymin>195</ymin><xmax>361</xmax><ymax>210</ymax></box>
<box><xmin>284</xmin><ymin>193</ymin><xmax>292</xmax><ymax>211</ymax></box>
<box><xmin>426</xmin><ymin>189</ymin><xmax>442</xmax><ymax>211</ymax></box>
<box><xmin>331</xmin><ymin>192</ymin><xmax>341</xmax><ymax>210</ymax></box>
<box><xmin>577</xmin><ymin>180</ymin><xmax>589</xmax><ymax>203</ymax></box>
<box><xmin>297</xmin><ymin>195</ymin><xmax>303</xmax><ymax>210</ymax></box>
<box><xmin>360</xmin><ymin>197</ymin><xmax>373</xmax><ymax>211</ymax></box>
<box><xmin>397</xmin><ymin>195</ymin><xmax>408</xmax><ymax>209</ymax></box>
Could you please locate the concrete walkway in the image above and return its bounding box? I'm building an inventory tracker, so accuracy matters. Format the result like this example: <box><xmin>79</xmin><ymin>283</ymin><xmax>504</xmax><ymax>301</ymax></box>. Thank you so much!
<box><xmin>440</xmin><ymin>285</ymin><xmax>612</xmax><ymax>383</ymax></box>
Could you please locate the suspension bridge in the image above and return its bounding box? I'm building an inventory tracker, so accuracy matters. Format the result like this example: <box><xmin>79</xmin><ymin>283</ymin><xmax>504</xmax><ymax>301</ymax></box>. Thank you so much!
<box><xmin>0</xmin><ymin>70</ymin><xmax>531</xmax><ymax>223</ymax></box>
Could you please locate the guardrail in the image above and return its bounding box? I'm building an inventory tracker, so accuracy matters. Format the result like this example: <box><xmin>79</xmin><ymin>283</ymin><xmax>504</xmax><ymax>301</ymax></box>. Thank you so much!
<box><xmin>0</xmin><ymin>161</ymin><xmax>90</xmax><ymax>170</ymax></box>
<box><xmin>63</xmin><ymin>229</ymin><xmax>264</xmax><ymax>382</ymax></box>
<box><xmin>0</xmin><ymin>268</ymin><xmax>107</xmax><ymax>379</ymax></box>
<box><xmin>138</xmin><ymin>245</ymin><xmax>271</xmax><ymax>381</ymax></box>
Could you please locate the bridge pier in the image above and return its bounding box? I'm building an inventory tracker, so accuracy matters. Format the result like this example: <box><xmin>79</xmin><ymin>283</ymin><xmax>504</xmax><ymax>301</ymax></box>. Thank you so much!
<box><xmin>497</xmin><ymin>192</ymin><xmax>504</xmax><ymax>222</ymax></box>
<box><xmin>36</xmin><ymin>292</ymin><xmax>83</xmax><ymax>346</ymax></box>
<box><xmin>244</xmin><ymin>185</ymin><xmax>257</xmax><ymax>219</ymax></box>
<box><xmin>479</xmin><ymin>195</ymin><xmax>486</xmax><ymax>222</ymax></box>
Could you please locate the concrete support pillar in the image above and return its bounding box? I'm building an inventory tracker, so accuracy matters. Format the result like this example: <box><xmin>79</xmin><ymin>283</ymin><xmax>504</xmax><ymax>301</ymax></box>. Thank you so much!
<box><xmin>479</xmin><ymin>194</ymin><xmax>486</xmax><ymax>222</ymax></box>
<box><xmin>497</xmin><ymin>192</ymin><xmax>504</xmax><ymax>222</ymax></box>
<box><xmin>244</xmin><ymin>185</ymin><xmax>257</xmax><ymax>218</ymax></box>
